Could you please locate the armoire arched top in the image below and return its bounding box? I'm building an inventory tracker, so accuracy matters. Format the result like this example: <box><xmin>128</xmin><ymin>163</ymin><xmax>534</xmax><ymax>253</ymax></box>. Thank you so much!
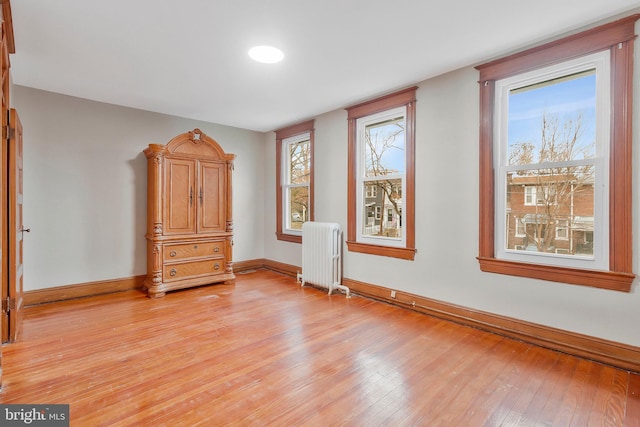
<box><xmin>164</xmin><ymin>128</ymin><xmax>236</xmax><ymax>161</ymax></box>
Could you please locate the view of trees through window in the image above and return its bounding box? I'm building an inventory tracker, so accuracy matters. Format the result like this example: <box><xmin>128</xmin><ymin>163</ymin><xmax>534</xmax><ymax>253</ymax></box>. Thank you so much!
<box><xmin>505</xmin><ymin>71</ymin><xmax>596</xmax><ymax>257</ymax></box>
<box><xmin>287</xmin><ymin>138</ymin><xmax>310</xmax><ymax>230</ymax></box>
<box><xmin>362</xmin><ymin>115</ymin><xmax>405</xmax><ymax>238</ymax></box>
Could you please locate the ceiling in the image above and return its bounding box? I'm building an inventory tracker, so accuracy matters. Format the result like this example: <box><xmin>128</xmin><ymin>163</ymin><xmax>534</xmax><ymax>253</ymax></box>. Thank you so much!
<box><xmin>9</xmin><ymin>1</ymin><xmax>640</xmax><ymax>133</ymax></box>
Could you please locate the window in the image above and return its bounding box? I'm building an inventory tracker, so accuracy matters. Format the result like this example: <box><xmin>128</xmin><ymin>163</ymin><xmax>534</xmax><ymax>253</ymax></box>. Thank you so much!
<box><xmin>275</xmin><ymin>120</ymin><xmax>314</xmax><ymax>243</ymax></box>
<box><xmin>284</xmin><ymin>135</ymin><xmax>310</xmax><ymax>228</ymax></box>
<box><xmin>346</xmin><ymin>87</ymin><xmax>417</xmax><ymax>260</ymax></box>
<box><xmin>556</xmin><ymin>219</ymin><xmax>569</xmax><ymax>240</ymax></box>
<box><xmin>523</xmin><ymin>186</ymin><xmax>536</xmax><ymax>206</ymax></box>
<box><xmin>476</xmin><ymin>15</ymin><xmax>637</xmax><ymax>291</ymax></box>
<box><xmin>523</xmin><ymin>186</ymin><xmax>553</xmax><ymax>206</ymax></box>
<box><xmin>497</xmin><ymin>52</ymin><xmax>606</xmax><ymax>270</ymax></box>
<box><xmin>515</xmin><ymin>217</ymin><xmax>526</xmax><ymax>237</ymax></box>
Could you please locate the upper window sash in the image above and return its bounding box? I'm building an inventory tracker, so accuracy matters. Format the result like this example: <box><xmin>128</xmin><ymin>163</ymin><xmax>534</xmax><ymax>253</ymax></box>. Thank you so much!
<box><xmin>493</xmin><ymin>51</ymin><xmax>611</xmax><ymax>168</ymax></box>
<box><xmin>283</xmin><ymin>133</ymin><xmax>311</xmax><ymax>188</ymax></box>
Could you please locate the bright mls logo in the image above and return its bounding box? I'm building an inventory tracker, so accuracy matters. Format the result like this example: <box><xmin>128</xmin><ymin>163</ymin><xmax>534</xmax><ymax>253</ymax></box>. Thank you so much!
<box><xmin>0</xmin><ymin>404</ymin><xmax>69</xmax><ymax>426</ymax></box>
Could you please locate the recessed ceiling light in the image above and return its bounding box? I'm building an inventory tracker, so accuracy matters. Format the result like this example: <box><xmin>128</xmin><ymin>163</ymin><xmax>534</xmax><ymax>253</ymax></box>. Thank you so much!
<box><xmin>248</xmin><ymin>45</ymin><xmax>284</xmax><ymax>64</ymax></box>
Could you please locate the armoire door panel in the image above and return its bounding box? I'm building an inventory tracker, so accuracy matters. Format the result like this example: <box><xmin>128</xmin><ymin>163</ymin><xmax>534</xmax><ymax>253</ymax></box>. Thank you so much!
<box><xmin>199</xmin><ymin>161</ymin><xmax>225</xmax><ymax>233</ymax></box>
<box><xmin>165</xmin><ymin>158</ymin><xmax>196</xmax><ymax>234</ymax></box>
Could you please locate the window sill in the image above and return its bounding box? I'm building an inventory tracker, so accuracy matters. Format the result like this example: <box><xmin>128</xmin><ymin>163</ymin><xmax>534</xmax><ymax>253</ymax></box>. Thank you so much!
<box><xmin>347</xmin><ymin>241</ymin><xmax>416</xmax><ymax>260</ymax></box>
<box><xmin>275</xmin><ymin>232</ymin><xmax>302</xmax><ymax>244</ymax></box>
<box><xmin>477</xmin><ymin>257</ymin><xmax>634</xmax><ymax>292</ymax></box>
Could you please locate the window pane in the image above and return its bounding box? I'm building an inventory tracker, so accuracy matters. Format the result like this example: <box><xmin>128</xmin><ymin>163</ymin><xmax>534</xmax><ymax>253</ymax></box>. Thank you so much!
<box><xmin>506</xmin><ymin>165</ymin><xmax>594</xmax><ymax>256</ymax></box>
<box><xmin>287</xmin><ymin>186</ymin><xmax>309</xmax><ymax>230</ymax></box>
<box><xmin>508</xmin><ymin>71</ymin><xmax>596</xmax><ymax>166</ymax></box>
<box><xmin>289</xmin><ymin>139</ymin><xmax>310</xmax><ymax>184</ymax></box>
<box><xmin>364</xmin><ymin>116</ymin><xmax>405</xmax><ymax>177</ymax></box>
<box><xmin>361</xmin><ymin>179</ymin><xmax>403</xmax><ymax>238</ymax></box>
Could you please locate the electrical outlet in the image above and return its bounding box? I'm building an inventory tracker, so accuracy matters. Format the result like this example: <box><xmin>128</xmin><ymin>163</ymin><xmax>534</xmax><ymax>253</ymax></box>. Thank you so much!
<box><xmin>390</xmin><ymin>290</ymin><xmax>396</xmax><ymax>298</ymax></box>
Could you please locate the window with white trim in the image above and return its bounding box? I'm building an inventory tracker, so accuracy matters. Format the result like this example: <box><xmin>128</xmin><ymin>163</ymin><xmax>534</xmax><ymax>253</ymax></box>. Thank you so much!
<box><xmin>282</xmin><ymin>133</ymin><xmax>311</xmax><ymax>234</ymax></box>
<box><xmin>476</xmin><ymin>15</ymin><xmax>637</xmax><ymax>291</ymax></box>
<box><xmin>366</xmin><ymin>185</ymin><xmax>377</xmax><ymax>198</ymax></box>
<box><xmin>496</xmin><ymin>51</ymin><xmax>608</xmax><ymax>270</ymax></box>
<box><xmin>275</xmin><ymin>120</ymin><xmax>314</xmax><ymax>243</ymax></box>
<box><xmin>555</xmin><ymin>219</ymin><xmax>569</xmax><ymax>240</ymax></box>
<box><xmin>523</xmin><ymin>186</ymin><xmax>553</xmax><ymax>206</ymax></box>
<box><xmin>346</xmin><ymin>87</ymin><xmax>417</xmax><ymax>260</ymax></box>
<box><xmin>524</xmin><ymin>186</ymin><xmax>536</xmax><ymax>206</ymax></box>
<box><xmin>356</xmin><ymin>107</ymin><xmax>406</xmax><ymax>247</ymax></box>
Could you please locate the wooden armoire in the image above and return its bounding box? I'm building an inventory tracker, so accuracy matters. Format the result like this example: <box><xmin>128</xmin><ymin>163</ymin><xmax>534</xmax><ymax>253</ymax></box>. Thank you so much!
<box><xmin>144</xmin><ymin>129</ymin><xmax>235</xmax><ymax>298</ymax></box>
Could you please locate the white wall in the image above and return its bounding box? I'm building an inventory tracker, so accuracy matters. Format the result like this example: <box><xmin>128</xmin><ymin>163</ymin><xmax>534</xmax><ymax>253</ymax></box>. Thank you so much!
<box><xmin>263</xmin><ymin>28</ymin><xmax>640</xmax><ymax>347</ymax></box>
<box><xmin>11</xmin><ymin>22</ymin><xmax>640</xmax><ymax>348</ymax></box>
<box><xmin>12</xmin><ymin>86</ymin><xmax>265</xmax><ymax>291</ymax></box>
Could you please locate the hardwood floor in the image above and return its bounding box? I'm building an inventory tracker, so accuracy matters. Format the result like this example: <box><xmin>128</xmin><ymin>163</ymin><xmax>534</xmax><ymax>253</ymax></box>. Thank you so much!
<box><xmin>1</xmin><ymin>269</ymin><xmax>638</xmax><ymax>426</ymax></box>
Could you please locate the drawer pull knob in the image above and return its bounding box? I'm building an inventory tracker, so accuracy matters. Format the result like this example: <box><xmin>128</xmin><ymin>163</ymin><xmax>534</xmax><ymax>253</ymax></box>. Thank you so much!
<box><xmin>214</xmin><ymin>264</ymin><xmax>220</xmax><ymax>271</ymax></box>
<box><xmin>214</xmin><ymin>247</ymin><xmax>220</xmax><ymax>253</ymax></box>
<box><xmin>170</xmin><ymin>269</ymin><xmax>177</xmax><ymax>277</ymax></box>
<box><xmin>194</xmin><ymin>245</ymin><xmax>198</xmax><ymax>249</ymax></box>
<box><xmin>169</xmin><ymin>251</ymin><xmax>177</xmax><ymax>257</ymax></box>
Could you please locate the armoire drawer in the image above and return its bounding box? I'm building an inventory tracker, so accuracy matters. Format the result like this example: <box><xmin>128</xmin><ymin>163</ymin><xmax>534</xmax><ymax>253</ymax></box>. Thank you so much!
<box><xmin>163</xmin><ymin>259</ymin><xmax>225</xmax><ymax>282</ymax></box>
<box><xmin>163</xmin><ymin>240</ymin><xmax>225</xmax><ymax>261</ymax></box>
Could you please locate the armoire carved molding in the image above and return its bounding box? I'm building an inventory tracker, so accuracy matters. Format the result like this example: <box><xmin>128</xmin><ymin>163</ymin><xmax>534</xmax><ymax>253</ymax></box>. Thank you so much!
<box><xmin>143</xmin><ymin>129</ymin><xmax>235</xmax><ymax>298</ymax></box>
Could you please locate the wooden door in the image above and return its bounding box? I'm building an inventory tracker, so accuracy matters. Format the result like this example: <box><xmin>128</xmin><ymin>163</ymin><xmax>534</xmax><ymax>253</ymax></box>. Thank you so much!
<box><xmin>0</xmin><ymin>46</ymin><xmax>4</xmax><ymax>385</ymax></box>
<box><xmin>198</xmin><ymin>161</ymin><xmax>225</xmax><ymax>233</ymax></box>
<box><xmin>0</xmin><ymin>1</ymin><xmax>16</xmax><ymax>387</ymax></box>
<box><xmin>0</xmin><ymin>15</ymin><xmax>9</xmax><ymax>349</ymax></box>
<box><xmin>164</xmin><ymin>158</ymin><xmax>196</xmax><ymax>235</ymax></box>
<box><xmin>7</xmin><ymin>108</ymin><xmax>23</xmax><ymax>342</ymax></box>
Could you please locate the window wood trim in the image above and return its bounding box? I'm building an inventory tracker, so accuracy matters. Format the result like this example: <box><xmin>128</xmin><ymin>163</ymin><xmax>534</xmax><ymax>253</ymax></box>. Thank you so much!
<box><xmin>275</xmin><ymin>120</ymin><xmax>314</xmax><ymax>243</ymax></box>
<box><xmin>475</xmin><ymin>14</ymin><xmax>638</xmax><ymax>291</ymax></box>
<box><xmin>345</xmin><ymin>87</ymin><xmax>417</xmax><ymax>260</ymax></box>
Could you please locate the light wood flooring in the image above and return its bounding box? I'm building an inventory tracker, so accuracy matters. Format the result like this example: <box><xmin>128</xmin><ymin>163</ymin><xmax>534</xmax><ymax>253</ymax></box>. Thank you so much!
<box><xmin>1</xmin><ymin>269</ymin><xmax>639</xmax><ymax>426</ymax></box>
